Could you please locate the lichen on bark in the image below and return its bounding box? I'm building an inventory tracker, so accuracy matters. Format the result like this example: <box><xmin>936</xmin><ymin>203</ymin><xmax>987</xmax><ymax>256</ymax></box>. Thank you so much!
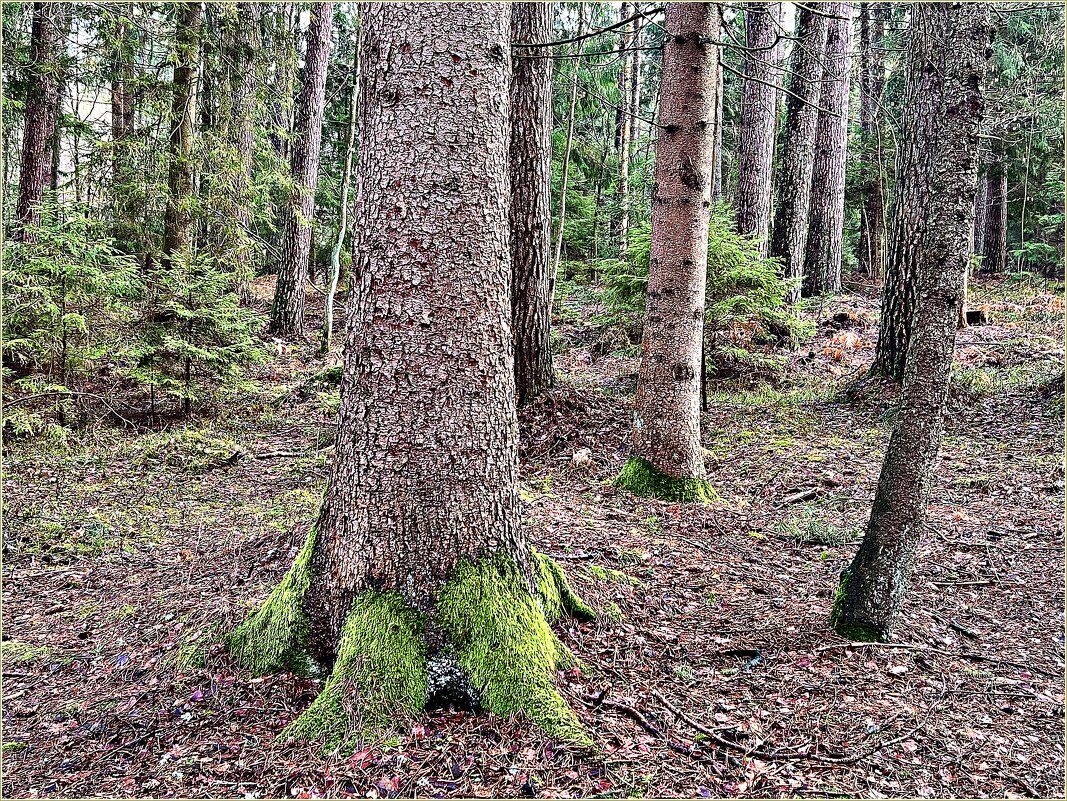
<box><xmin>616</xmin><ymin>456</ymin><xmax>715</xmax><ymax>503</ymax></box>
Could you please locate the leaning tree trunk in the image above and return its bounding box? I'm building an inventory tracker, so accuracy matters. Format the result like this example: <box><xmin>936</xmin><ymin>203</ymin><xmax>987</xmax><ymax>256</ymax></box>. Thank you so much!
<box><xmin>983</xmin><ymin>160</ymin><xmax>1008</xmax><ymax>274</ymax></box>
<box><xmin>227</xmin><ymin>3</ymin><xmax>594</xmax><ymax>751</ymax></box>
<box><xmin>832</xmin><ymin>1</ymin><xmax>991</xmax><ymax>641</ymax></box>
<box><xmin>769</xmin><ymin>6</ymin><xmax>829</xmax><ymax>303</ymax></box>
<box><xmin>269</xmin><ymin>2</ymin><xmax>334</xmax><ymax>336</ymax></box>
<box><xmin>803</xmin><ymin>2</ymin><xmax>853</xmax><ymax>296</ymax></box>
<box><xmin>616</xmin><ymin>3</ymin><xmax>718</xmax><ymax>504</ymax></box>
<box><xmin>510</xmin><ymin>2</ymin><xmax>555</xmax><ymax>405</ymax></box>
<box><xmin>161</xmin><ymin>1</ymin><xmax>202</xmax><ymax>270</ymax></box>
<box><xmin>857</xmin><ymin>2</ymin><xmax>887</xmax><ymax>278</ymax></box>
<box><xmin>13</xmin><ymin>2</ymin><xmax>65</xmax><ymax>241</ymax></box>
<box><xmin>734</xmin><ymin>2</ymin><xmax>783</xmax><ymax>254</ymax></box>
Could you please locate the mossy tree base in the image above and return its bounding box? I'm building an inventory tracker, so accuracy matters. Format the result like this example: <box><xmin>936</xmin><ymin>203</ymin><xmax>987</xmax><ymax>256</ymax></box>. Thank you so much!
<box><xmin>615</xmin><ymin>456</ymin><xmax>715</xmax><ymax>503</ymax></box>
<box><xmin>829</xmin><ymin>570</ymin><xmax>889</xmax><ymax>643</ymax></box>
<box><xmin>226</xmin><ymin>536</ymin><xmax>596</xmax><ymax>751</ymax></box>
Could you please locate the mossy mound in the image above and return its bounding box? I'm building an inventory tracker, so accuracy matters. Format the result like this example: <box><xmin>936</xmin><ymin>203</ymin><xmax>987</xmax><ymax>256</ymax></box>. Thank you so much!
<box><xmin>829</xmin><ymin>570</ymin><xmax>887</xmax><ymax>643</ymax></box>
<box><xmin>615</xmin><ymin>456</ymin><xmax>715</xmax><ymax>503</ymax></box>
<box><xmin>226</xmin><ymin>544</ymin><xmax>595</xmax><ymax>751</ymax></box>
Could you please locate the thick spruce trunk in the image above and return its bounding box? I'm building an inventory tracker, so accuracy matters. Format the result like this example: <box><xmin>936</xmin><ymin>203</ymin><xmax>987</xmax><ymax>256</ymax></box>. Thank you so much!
<box><xmin>510</xmin><ymin>2</ymin><xmax>555</xmax><ymax>405</ymax></box>
<box><xmin>769</xmin><ymin>7</ymin><xmax>829</xmax><ymax>302</ymax></box>
<box><xmin>14</xmin><ymin>2</ymin><xmax>66</xmax><ymax>241</ymax></box>
<box><xmin>161</xmin><ymin>1</ymin><xmax>202</xmax><ymax>270</ymax></box>
<box><xmin>983</xmin><ymin>162</ymin><xmax>1008</xmax><ymax>274</ymax></box>
<box><xmin>803</xmin><ymin>3</ymin><xmax>853</xmax><ymax>296</ymax></box>
<box><xmin>616</xmin><ymin>3</ymin><xmax>718</xmax><ymax>503</ymax></box>
<box><xmin>833</xmin><ymin>2</ymin><xmax>991</xmax><ymax>641</ymax></box>
<box><xmin>269</xmin><ymin>2</ymin><xmax>334</xmax><ymax>336</ymax></box>
<box><xmin>858</xmin><ymin>2</ymin><xmax>887</xmax><ymax>278</ymax></box>
<box><xmin>228</xmin><ymin>3</ymin><xmax>593</xmax><ymax>751</ymax></box>
<box><xmin>734</xmin><ymin>2</ymin><xmax>783</xmax><ymax>254</ymax></box>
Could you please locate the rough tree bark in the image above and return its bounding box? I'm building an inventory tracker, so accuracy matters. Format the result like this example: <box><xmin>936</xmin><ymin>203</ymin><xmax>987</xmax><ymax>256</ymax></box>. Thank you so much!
<box><xmin>269</xmin><ymin>2</ymin><xmax>334</xmax><ymax>336</ymax></box>
<box><xmin>227</xmin><ymin>3</ymin><xmax>594</xmax><ymax>750</ymax></box>
<box><xmin>734</xmin><ymin>2</ymin><xmax>783</xmax><ymax>254</ymax></box>
<box><xmin>161</xmin><ymin>1</ymin><xmax>202</xmax><ymax>270</ymax></box>
<box><xmin>510</xmin><ymin>2</ymin><xmax>555</xmax><ymax>405</ymax></box>
<box><xmin>983</xmin><ymin>160</ymin><xmax>1008</xmax><ymax>274</ymax></box>
<box><xmin>769</xmin><ymin>6</ymin><xmax>829</xmax><ymax>303</ymax></box>
<box><xmin>803</xmin><ymin>2</ymin><xmax>853</xmax><ymax>296</ymax></box>
<box><xmin>832</xmin><ymin>2</ymin><xmax>991</xmax><ymax>641</ymax></box>
<box><xmin>616</xmin><ymin>3</ymin><xmax>718</xmax><ymax>504</ymax></box>
<box><xmin>858</xmin><ymin>2</ymin><xmax>887</xmax><ymax>278</ymax></box>
<box><xmin>13</xmin><ymin>2</ymin><xmax>66</xmax><ymax>241</ymax></box>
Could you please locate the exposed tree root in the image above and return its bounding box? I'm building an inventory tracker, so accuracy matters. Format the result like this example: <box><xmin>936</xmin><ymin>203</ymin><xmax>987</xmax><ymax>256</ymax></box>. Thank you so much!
<box><xmin>615</xmin><ymin>456</ymin><xmax>715</xmax><ymax>503</ymax></box>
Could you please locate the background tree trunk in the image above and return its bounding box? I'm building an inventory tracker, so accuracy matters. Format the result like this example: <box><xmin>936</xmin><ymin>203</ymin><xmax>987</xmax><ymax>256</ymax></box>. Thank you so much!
<box><xmin>734</xmin><ymin>2</ymin><xmax>782</xmax><ymax>254</ymax></box>
<box><xmin>551</xmin><ymin>4</ymin><xmax>585</xmax><ymax>282</ymax></box>
<box><xmin>161</xmin><ymin>1</ymin><xmax>202</xmax><ymax>270</ymax></box>
<box><xmin>769</xmin><ymin>7</ymin><xmax>829</xmax><ymax>303</ymax></box>
<box><xmin>510</xmin><ymin>2</ymin><xmax>555</xmax><ymax>405</ymax></box>
<box><xmin>614</xmin><ymin>2</ymin><xmax>634</xmax><ymax>255</ymax></box>
<box><xmin>14</xmin><ymin>2</ymin><xmax>66</xmax><ymax>241</ymax></box>
<box><xmin>858</xmin><ymin>2</ymin><xmax>887</xmax><ymax>278</ymax></box>
<box><xmin>229</xmin><ymin>2</ymin><xmax>592</xmax><ymax>750</ymax></box>
<box><xmin>833</xmin><ymin>2</ymin><xmax>991</xmax><ymax>641</ymax></box>
<box><xmin>269</xmin><ymin>1</ymin><xmax>334</xmax><ymax>336</ymax></box>
<box><xmin>973</xmin><ymin>167</ymin><xmax>989</xmax><ymax>262</ymax></box>
<box><xmin>617</xmin><ymin>2</ymin><xmax>718</xmax><ymax>503</ymax></box>
<box><xmin>983</xmin><ymin>160</ymin><xmax>1009</xmax><ymax>273</ymax></box>
<box><xmin>803</xmin><ymin>2</ymin><xmax>853</xmax><ymax>296</ymax></box>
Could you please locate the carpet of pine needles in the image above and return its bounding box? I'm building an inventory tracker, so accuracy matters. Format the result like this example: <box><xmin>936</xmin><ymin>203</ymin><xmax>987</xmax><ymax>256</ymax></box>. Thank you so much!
<box><xmin>3</xmin><ymin>274</ymin><xmax>1064</xmax><ymax>799</ymax></box>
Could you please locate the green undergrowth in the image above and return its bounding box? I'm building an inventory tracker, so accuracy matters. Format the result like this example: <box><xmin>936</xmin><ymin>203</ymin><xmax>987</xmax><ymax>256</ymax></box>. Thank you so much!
<box><xmin>1</xmin><ymin>640</ymin><xmax>52</xmax><ymax>664</ymax></box>
<box><xmin>616</xmin><ymin>456</ymin><xmax>715</xmax><ymax>503</ymax></box>
<box><xmin>225</xmin><ymin>542</ymin><xmax>596</xmax><ymax>751</ymax></box>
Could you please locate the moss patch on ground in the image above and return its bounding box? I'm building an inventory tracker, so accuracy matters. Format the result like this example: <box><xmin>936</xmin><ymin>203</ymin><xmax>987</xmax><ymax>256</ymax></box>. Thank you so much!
<box><xmin>615</xmin><ymin>456</ymin><xmax>715</xmax><ymax>503</ymax></box>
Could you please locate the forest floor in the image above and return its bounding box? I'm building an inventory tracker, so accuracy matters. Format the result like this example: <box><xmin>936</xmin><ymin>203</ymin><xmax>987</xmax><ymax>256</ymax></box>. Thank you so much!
<box><xmin>2</xmin><ymin>273</ymin><xmax>1065</xmax><ymax>799</ymax></box>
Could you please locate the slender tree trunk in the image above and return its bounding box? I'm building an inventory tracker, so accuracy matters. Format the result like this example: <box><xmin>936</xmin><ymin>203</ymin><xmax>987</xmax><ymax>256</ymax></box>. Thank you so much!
<box><xmin>227</xmin><ymin>2</ymin><xmax>592</xmax><ymax>750</ymax></box>
<box><xmin>267</xmin><ymin>3</ymin><xmax>298</xmax><ymax>165</ymax></box>
<box><xmin>109</xmin><ymin>6</ymin><xmax>137</xmax><ymax>250</ymax></box>
<box><xmin>973</xmin><ymin>167</ymin><xmax>989</xmax><ymax>261</ymax></box>
<box><xmin>711</xmin><ymin>52</ymin><xmax>725</xmax><ymax>204</ymax></box>
<box><xmin>628</xmin><ymin>20</ymin><xmax>643</xmax><ymax>153</ymax></box>
<box><xmin>983</xmin><ymin>160</ymin><xmax>1008</xmax><ymax>274</ymax></box>
<box><xmin>858</xmin><ymin>2</ymin><xmax>887</xmax><ymax>278</ymax></box>
<box><xmin>269</xmin><ymin>2</ymin><xmax>334</xmax><ymax>336</ymax></box>
<box><xmin>769</xmin><ymin>7</ymin><xmax>829</xmax><ymax>303</ymax></box>
<box><xmin>551</xmin><ymin>4</ymin><xmax>585</xmax><ymax>284</ymax></box>
<box><xmin>322</xmin><ymin>39</ymin><xmax>360</xmax><ymax>356</ymax></box>
<box><xmin>230</xmin><ymin>3</ymin><xmax>262</xmax><ymax>302</ymax></box>
<box><xmin>734</xmin><ymin>2</ymin><xmax>782</xmax><ymax>253</ymax></box>
<box><xmin>833</xmin><ymin>2</ymin><xmax>991</xmax><ymax>641</ymax></box>
<box><xmin>617</xmin><ymin>2</ymin><xmax>718</xmax><ymax>504</ymax></box>
<box><xmin>511</xmin><ymin>2</ymin><xmax>555</xmax><ymax>405</ymax></box>
<box><xmin>161</xmin><ymin>1</ymin><xmax>202</xmax><ymax>270</ymax></box>
<box><xmin>803</xmin><ymin>2</ymin><xmax>853</xmax><ymax>296</ymax></box>
<box><xmin>613</xmin><ymin>3</ymin><xmax>634</xmax><ymax>255</ymax></box>
<box><xmin>14</xmin><ymin>2</ymin><xmax>66</xmax><ymax>241</ymax></box>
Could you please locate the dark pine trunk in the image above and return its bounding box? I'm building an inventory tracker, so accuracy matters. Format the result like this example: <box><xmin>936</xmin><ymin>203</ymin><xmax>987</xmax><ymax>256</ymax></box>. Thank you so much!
<box><xmin>769</xmin><ymin>6</ymin><xmax>829</xmax><ymax>303</ymax></box>
<box><xmin>803</xmin><ymin>2</ymin><xmax>853</xmax><ymax>296</ymax></box>
<box><xmin>734</xmin><ymin>2</ymin><xmax>783</xmax><ymax>254</ymax></box>
<box><xmin>161</xmin><ymin>1</ymin><xmax>202</xmax><ymax>270</ymax></box>
<box><xmin>227</xmin><ymin>2</ymin><xmax>593</xmax><ymax>752</ymax></box>
<box><xmin>858</xmin><ymin>2</ymin><xmax>887</xmax><ymax>278</ymax></box>
<box><xmin>616</xmin><ymin>2</ymin><xmax>718</xmax><ymax>504</ymax></box>
<box><xmin>833</xmin><ymin>2</ymin><xmax>991</xmax><ymax>641</ymax></box>
<box><xmin>510</xmin><ymin>2</ymin><xmax>555</xmax><ymax>405</ymax></box>
<box><xmin>983</xmin><ymin>161</ymin><xmax>1008</xmax><ymax>274</ymax></box>
<box><xmin>269</xmin><ymin>2</ymin><xmax>334</xmax><ymax>336</ymax></box>
<box><xmin>14</xmin><ymin>2</ymin><xmax>65</xmax><ymax>241</ymax></box>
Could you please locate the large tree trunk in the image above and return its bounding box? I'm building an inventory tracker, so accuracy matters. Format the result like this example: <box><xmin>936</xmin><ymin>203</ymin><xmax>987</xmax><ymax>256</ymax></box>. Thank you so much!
<box><xmin>616</xmin><ymin>3</ymin><xmax>718</xmax><ymax>504</ymax></box>
<box><xmin>769</xmin><ymin>6</ymin><xmax>829</xmax><ymax>303</ymax></box>
<box><xmin>161</xmin><ymin>1</ymin><xmax>202</xmax><ymax>270</ymax></box>
<box><xmin>13</xmin><ymin>2</ymin><xmax>66</xmax><ymax>241</ymax></box>
<box><xmin>734</xmin><ymin>2</ymin><xmax>783</xmax><ymax>254</ymax></box>
<box><xmin>858</xmin><ymin>2</ymin><xmax>887</xmax><ymax>278</ymax></box>
<box><xmin>269</xmin><ymin>2</ymin><xmax>334</xmax><ymax>336</ymax></box>
<box><xmin>803</xmin><ymin>2</ymin><xmax>853</xmax><ymax>296</ymax></box>
<box><xmin>510</xmin><ymin>2</ymin><xmax>555</xmax><ymax>405</ymax></box>
<box><xmin>227</xmin><ymin>2</ymin><xmax>593</xmax><ymax>751</ymax></box>
<box><xmin>983</xmin><ymin>160</ymin><xmax>1008</xmax><ymax>274</ymax></box>
<box><xmin>832</xmin><ymin>2</ymin><xmax>991</xmax><ymax>641</ymax></box>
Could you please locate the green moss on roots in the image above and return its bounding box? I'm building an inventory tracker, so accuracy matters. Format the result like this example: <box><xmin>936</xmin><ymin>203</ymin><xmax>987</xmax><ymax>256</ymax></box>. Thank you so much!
<box><xmin>280</xmin><ymin>592</ymin><xmax>427</xmax><ymax>749</ymax></box>
<box><xmin>436</xmin><ymin>554</ymin><xmax>593</xmax><ymax>747</ymax></box>
<box><xmin>225</xmin><ymin>526</ymin><xmax>317</xmax><ymax>676</ymax></box>
<box><xmin>829</xmin><ymin>571</ymin><xmax>886</xmax><ymax>643</ymax></box>
<box><xmin>615</xmin><ymin>456</ymin><xmax>715</xmax><ymax>503</ymax></box>
<box><xmin>533</xmin><ymin>550</ymin><xmax>597</xmax><ymax>623</ymax></box>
